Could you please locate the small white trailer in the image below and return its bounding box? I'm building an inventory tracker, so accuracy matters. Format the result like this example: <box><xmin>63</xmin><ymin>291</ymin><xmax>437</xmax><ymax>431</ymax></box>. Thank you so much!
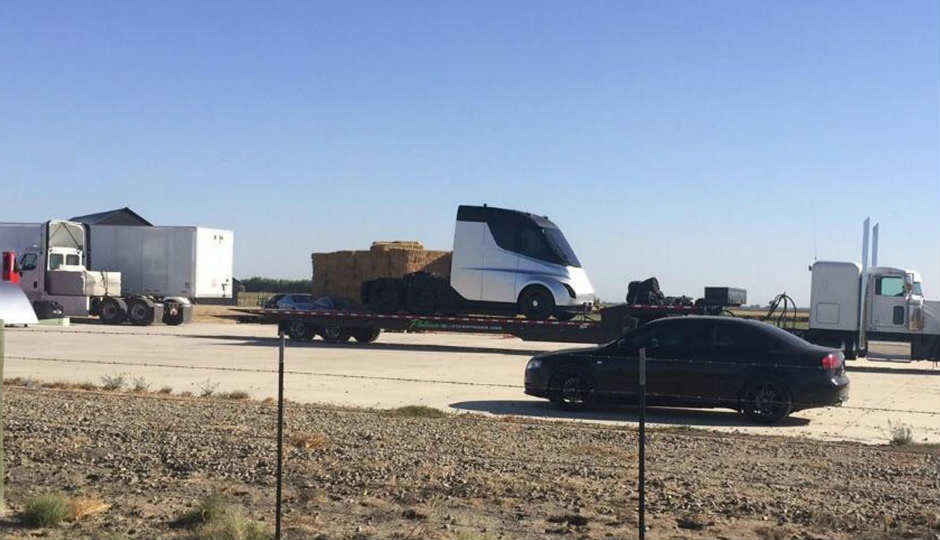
<box><xmin>87</xmin><ymin>225</ymin><xmax>234</xmax><ymax>302</ymax></box>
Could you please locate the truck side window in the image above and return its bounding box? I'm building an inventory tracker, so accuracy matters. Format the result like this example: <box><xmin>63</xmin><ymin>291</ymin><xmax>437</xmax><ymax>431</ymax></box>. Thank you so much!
<box><xmin>66</xmin><ymin>254</ymin><xmax>80</xmax><ymax>266</ymax></box>
<box><xmin>487</xmin><ymin>214</ymin><xmax>518</xmax><ymax>252</ymax></box>
<box><xmin>19</xmin><ymin>253</ymin><xmax>37</xmax><ymax>271</ymax></box>
<box><xmin>518</xmin><ymin>225</ymin><xmax>558</xmax><ymax>263</ymax></box>
<box><xmin>49</xmin><ymin>253</ymin><xmax>64</xmax><ymax>270</ymax></box>
<box><xmin>877</xmin><ymin>277</ymin><xmax>905</xmax><ymax>297</ymax></box>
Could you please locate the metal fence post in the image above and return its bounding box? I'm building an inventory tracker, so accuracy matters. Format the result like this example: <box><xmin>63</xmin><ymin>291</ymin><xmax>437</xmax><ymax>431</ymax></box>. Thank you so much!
<box><xmin>275</xmin><ymin>330</ymin><xmax>285</xmax><ymax>539</ymax></box>
<box><xmin>638</xmin><ymin>347</ymin><xmax>646</xmax><ymax>540</ymax></box>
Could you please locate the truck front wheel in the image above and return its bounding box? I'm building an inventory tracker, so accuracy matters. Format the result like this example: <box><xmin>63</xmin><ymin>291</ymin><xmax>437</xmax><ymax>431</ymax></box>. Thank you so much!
<box><xmin>519</xmin><ymin>287</ymin><xmax>554</xmax><ymax>320</ymax></box>
<box><xmin>98</xmin><ymin>297</ymin><xmax>128</xmax><ymax>325</ymax></box>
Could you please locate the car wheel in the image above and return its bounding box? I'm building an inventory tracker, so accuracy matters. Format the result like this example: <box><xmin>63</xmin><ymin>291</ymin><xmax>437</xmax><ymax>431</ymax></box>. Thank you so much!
<box><xmin>740</xmin><ymin>381</ymin><xmax>792</xmax><ymax>424</ymax></box>
<box><xmin>320</xmin><ymin>326</ymin><xmax>351</xmax><ymax>344</ymax></box>
<box><xmin>551</xmin><ymin>373</ymin><xmax>592</xmax><ymax>410</ymax></box>
<box><xmin>519</xmin><ymin>287</ymin><xmax>554</xmax><ymax>320</ymax></box>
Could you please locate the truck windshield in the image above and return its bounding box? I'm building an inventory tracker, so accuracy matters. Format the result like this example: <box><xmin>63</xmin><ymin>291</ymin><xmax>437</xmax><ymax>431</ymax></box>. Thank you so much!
<box><xmin>913</xmin><ymin>282</ymin><xmax>923</xmax><ymax>296</ymax></box>
<box><xmin>543</xmin><ymin>227</ymin><xmax>581</xmax><ymax>268</ymax></box>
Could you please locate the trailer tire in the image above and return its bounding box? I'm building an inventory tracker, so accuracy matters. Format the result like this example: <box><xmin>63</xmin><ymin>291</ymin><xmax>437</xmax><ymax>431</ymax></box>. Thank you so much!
<box><xmin>320</xmin><ymin>326</ymin><xmax>351</xmax><ymax>344</ymax></box>
<box><xmin>98</xmin><ymin>297</ymin><xmax>128</xmax><ymax>325</ymax></box>
<box><xmin>287</xmin><ymin>320</ymin><xmax>316</xmax><ymax>341</ymax></box>
<box><xmin>163</xmin><ymin>302</ymin><xmax>185</xmax><ymax>326</ymax></box>
<box><xmin>519</xmin><ymin>286</ymin><xmax>554</xmax><ymax>320</ymax></box>
<box><xmin>352</xmin><ymin>328</ymin><xmax>381</xmax><ymax>343</ymax></box>
<box><xmin>127</xmin><ymin>298</ymin><xmax>156</xmax><ymax>326</ymax></box>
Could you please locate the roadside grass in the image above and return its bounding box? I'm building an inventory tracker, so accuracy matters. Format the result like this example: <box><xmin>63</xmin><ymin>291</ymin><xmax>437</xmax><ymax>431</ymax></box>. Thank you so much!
<box><xmin>173</xmin><ymin>493</ymin><xmax>271</xmax><ymax>540</ymax></box>
<box><xmin>219</xmin><ymin>390</ymin><xmax>250</xmax><ymax>400</ymax></box>
<box><xmin>288</xmin><ymin>432</ymin><xmax>328</xmax><ymax>450</ymax></box>
<box><xmin>383</xmin><ymin>405</ymin><xmax>447</xmax><ymax>419</ymax></box>
<box><xmin>21</xmin><ymin>493</ymin><xmax>69</xmax><ymax>527</ymax></box>
<box><xmin>132</xmin><ymin>377</ymin><xmax>151</xmax><ymax>393</ymax></box>
<box><xmin>100</xmin><ymin>374</ymin><xmax>126</xmax><ymax>391</ymax></box>
<box><xmin>889</xmin><ymin>421</ymin><xmax>914</xmax><ymax>446</ymax></box>
<box><xmin>199</xmin><ymin>379</ymin><xmax>220</xmax><ymax>397</ymax></box>
<box><xmin>158</xmin><ymin>386</ymin><xmax>174</xmax><ymax>394</ymax></box>
<box><xmin>69</xmin><ymin>495</ymin><xmax>110</xmax><ymax>521</ymax></box>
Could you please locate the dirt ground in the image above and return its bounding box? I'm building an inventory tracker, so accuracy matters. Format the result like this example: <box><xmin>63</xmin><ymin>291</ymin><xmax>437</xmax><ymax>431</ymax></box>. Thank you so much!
<box><xmin>0</xmin><ymin>385</ymin><xmax>938</xmax><ymax>540</ymax></box>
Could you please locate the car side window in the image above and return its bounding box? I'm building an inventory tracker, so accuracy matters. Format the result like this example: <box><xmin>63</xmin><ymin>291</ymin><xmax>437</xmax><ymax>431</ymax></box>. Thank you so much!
<box><xmin>647</xmin><ymin>321</ymin><xmax>707</xmax><ymax>360</ymax></box>
<box><xmin>714</xmin><ymin>323</ymin><xmax>767</xmax><ymax>358</ymax></box>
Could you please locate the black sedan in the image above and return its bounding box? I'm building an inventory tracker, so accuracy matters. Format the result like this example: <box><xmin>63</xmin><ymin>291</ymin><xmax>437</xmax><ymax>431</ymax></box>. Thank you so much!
<box><xmin>524</xmin><ymin>316</ymin><xmax>849</xmax><ymax>424</ymax></box>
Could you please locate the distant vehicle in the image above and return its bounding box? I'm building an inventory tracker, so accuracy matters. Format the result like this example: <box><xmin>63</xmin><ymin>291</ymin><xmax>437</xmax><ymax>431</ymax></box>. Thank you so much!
<box><xmin>524</xmin><ymin>316</ymin><xmax>849</xmax><ymax>424</ymax></box>
<box><xmin>362</xmin><ymin>205</ymin><xmax>595</xmax><ymax>320</ymax></box>
<box><xmin>263</xmin><ymin>293</ymin><xmax>317</xmax><ymax>310</ymax></box>
<box><xmin>268</xmin><ymin>294</ymin><xmax>380</xmax><ymax>344</ymax></box>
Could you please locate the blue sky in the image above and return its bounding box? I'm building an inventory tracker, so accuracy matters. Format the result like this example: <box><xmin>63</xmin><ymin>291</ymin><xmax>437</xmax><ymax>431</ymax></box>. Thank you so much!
<box><xmin>2</xmin><ymin>1</ymin><xmax>937</xmax><ymax>304</ymax></box>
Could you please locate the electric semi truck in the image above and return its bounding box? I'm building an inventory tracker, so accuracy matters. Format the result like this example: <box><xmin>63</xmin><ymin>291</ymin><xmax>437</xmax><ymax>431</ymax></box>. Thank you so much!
<box><xmin>361</xmin><ymin>205</ymin><xmax>596</xmax><ymax>320</ymax></box>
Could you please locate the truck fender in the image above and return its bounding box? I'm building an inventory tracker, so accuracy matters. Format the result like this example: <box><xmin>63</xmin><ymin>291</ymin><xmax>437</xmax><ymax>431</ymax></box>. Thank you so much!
<box><xmin>516</xmin><ymin>278</ymin><xmax>571</xmax><ymax>307</ymax></box>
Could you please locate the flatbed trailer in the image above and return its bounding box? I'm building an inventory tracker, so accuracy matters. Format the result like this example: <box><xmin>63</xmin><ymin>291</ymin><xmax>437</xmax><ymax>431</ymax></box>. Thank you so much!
<box><xmin>256</xmin><ymin>303</ymin><xmax>720</xmax><ymax>345</ymax></box>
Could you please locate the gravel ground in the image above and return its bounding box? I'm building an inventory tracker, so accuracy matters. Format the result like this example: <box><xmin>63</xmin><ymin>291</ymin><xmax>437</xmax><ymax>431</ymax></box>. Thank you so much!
<box><xmin>1</xmin><ymin>384</ymin><xmax>938</xmax><ymax>540</ymax></box>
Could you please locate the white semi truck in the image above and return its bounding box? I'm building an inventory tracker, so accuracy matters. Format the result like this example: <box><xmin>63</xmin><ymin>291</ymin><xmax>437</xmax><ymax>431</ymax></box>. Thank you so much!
<box><xmin>361</xmin><ymin>205</ymin><xmax>596</xmax><ymax>320</ymax></box>
<box><xmin>803</xmin><ymin>219</ymin><xmax>940</xmax><ymax>361</ymax></box>
<box><xmin>0</xmin><ymin>219</ymin><xmax>233</xmax><ymax>325</ymax></box>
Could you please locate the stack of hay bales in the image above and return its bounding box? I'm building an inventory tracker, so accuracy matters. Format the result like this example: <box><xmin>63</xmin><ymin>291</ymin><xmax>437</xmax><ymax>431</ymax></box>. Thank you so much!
<box><xmin>311</xmin><ymin>241</ymin><xmax>452</xmax><ymax>302</ymax></box>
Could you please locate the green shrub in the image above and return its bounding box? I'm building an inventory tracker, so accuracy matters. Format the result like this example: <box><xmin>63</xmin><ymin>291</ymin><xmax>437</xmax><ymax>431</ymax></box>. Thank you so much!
<box><xmin>22</xmin><ymin>493</ymin><xmax>69</xmax><ymax>527</ymax></box>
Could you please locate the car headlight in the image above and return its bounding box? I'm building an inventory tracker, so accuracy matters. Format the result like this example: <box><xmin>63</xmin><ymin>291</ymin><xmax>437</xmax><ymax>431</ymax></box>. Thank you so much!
<box><xmin>526</xmin><ymin>358</ymin><xmax>542</xmax><ymax>370</ymax></box>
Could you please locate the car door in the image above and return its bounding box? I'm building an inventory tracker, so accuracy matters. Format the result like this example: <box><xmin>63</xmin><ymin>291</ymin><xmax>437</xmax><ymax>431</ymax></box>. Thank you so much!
<box><xmin>590</xmin><ymin>331</ymin><xmax>648</xmax><ymax>402</ymax></box>
<box><xmin>646</xmin><ymin>319</ymin><xmax>710</xmax><ymax>404</ymax></box>
<box><xmin>697</xmin><ymin>321</ymin><xmax>770</xmax><ymax>403</ymax></box>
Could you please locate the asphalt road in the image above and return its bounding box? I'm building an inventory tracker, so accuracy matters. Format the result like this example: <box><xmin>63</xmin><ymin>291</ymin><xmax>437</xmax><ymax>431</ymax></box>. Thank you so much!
<box><xmin>4</xmin><ymin>322</ymin><xmax>939</xmax><ymax>444</ymax></box>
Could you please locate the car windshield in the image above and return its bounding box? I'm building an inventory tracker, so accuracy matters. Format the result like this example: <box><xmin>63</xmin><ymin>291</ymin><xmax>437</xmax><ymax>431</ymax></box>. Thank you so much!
<box><xmin>542</xmin><ymin>227</ymin><xmax>581</xmax><ymax>268</ymax></box>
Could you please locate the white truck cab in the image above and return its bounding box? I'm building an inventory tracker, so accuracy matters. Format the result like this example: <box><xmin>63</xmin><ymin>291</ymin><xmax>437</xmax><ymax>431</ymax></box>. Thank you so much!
<box><xmin>450</xmin><ymin>205</ymin><xmax>595</xmax><ymax>319</ymax></box>
<box><xmin>807</xmin><ymin>226</ymin><xmax>940</xmax><ymax>361</ymax></box>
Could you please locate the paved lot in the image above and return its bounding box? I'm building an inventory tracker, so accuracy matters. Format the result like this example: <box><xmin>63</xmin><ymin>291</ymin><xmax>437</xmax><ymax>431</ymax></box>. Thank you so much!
<box><xmin>4</xmin><ymin>322</ymin><xmax>939</xmax><ymax>444</ymax></box>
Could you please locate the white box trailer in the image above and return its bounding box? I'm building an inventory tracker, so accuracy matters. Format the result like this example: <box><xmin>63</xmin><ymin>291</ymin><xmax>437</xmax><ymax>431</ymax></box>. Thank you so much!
<box><xmin>88</xmin><ymin>226</ymin><xmax>234</xmax><ymax>301</ymax></box>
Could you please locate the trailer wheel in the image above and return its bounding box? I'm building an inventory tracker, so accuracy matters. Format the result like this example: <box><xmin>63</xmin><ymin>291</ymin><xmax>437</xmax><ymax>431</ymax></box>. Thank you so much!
<box><xmin>98</xmin><ymin>297</ymin><xmax>128</xmax><ymax>325</ymax></box>
<box><xmin>127</xmin><ymin>298</ymin><xmax>156</xmax><ymax>326</ymax></box>
<box><xmin>352</xmin><ymin>328</ymin><xmax>381</xmax><ymax>343</ymax></box>
<box><xmin>320</xmin><ymin>326</ymin><xmax>351</xmax><ymax>344</ymax></box>
<box><xmin>287</xmin><ymin>320</ymin><xmax>316</xmax><ymax>341</ymax></box>
<box><xmin>163</xmin><ymin>302</ymin><xmax>185</xmax><ymax>326</ymax></box>
<box><xmin>519</xmin><ymin>286</ymin><xmax>554</xmax><ymax>320</ymax></box>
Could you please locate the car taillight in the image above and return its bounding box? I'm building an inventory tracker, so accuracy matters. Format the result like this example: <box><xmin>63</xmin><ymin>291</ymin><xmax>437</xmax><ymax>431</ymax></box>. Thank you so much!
<box><xmin>821</xmin><ymin>352</ymin><xmax>842</xmax><ymax>370</ymax></box>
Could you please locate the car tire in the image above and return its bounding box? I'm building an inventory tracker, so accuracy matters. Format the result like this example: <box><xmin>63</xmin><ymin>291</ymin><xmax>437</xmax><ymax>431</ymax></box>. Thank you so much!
<box><xmin>550</xmin><ymin>372</ymin><xmax>593</xmax><ymax>410</ymax></box>
<box><xmin>519</xmin><ymin>287</ymin><xmax>554</xmax><ymax>320</ymax></box>
<box><xmin>739</xmin><ymin>381</ymin><xmax>792</xmax><ymax>424</ymax></box>
<box><xmin>352</xmin><ymin>328</ymin><xmax>381</xmax><ymax>343</ymax></box>
<box><xmin>98</xmin><ymin>297</ymin><xmax>128</xmax><ymax>325</ymax></box>
<box><xmin>320</xmin><ymin>326</ymin><xmax>351</xmax><ymax>344</ymax></box>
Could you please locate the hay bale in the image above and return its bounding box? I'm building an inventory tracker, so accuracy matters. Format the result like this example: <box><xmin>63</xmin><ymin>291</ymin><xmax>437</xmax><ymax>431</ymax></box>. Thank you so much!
<box><xmin>312</xmin><ymin>241</ymin><xmax>452</xmax><ymax>302</ymax></box>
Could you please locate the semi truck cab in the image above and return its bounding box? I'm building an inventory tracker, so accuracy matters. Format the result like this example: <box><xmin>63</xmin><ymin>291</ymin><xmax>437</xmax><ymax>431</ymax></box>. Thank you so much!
<box><xmin>450</xmin><ymin>205</ymin><xmax>595</xmax><ymax>319</ymax></box>
<box><xmin>808</xmin><ymin>261</ymin><xmax>940</xmax><ymax>360</ymax></box>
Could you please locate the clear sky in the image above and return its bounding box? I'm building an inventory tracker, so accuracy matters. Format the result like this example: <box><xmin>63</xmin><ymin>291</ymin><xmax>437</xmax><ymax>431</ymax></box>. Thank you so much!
<box><xmin>2</xmin><ymin>1</ymin><xmax>937</xmax><ymax>305</ymax></box>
